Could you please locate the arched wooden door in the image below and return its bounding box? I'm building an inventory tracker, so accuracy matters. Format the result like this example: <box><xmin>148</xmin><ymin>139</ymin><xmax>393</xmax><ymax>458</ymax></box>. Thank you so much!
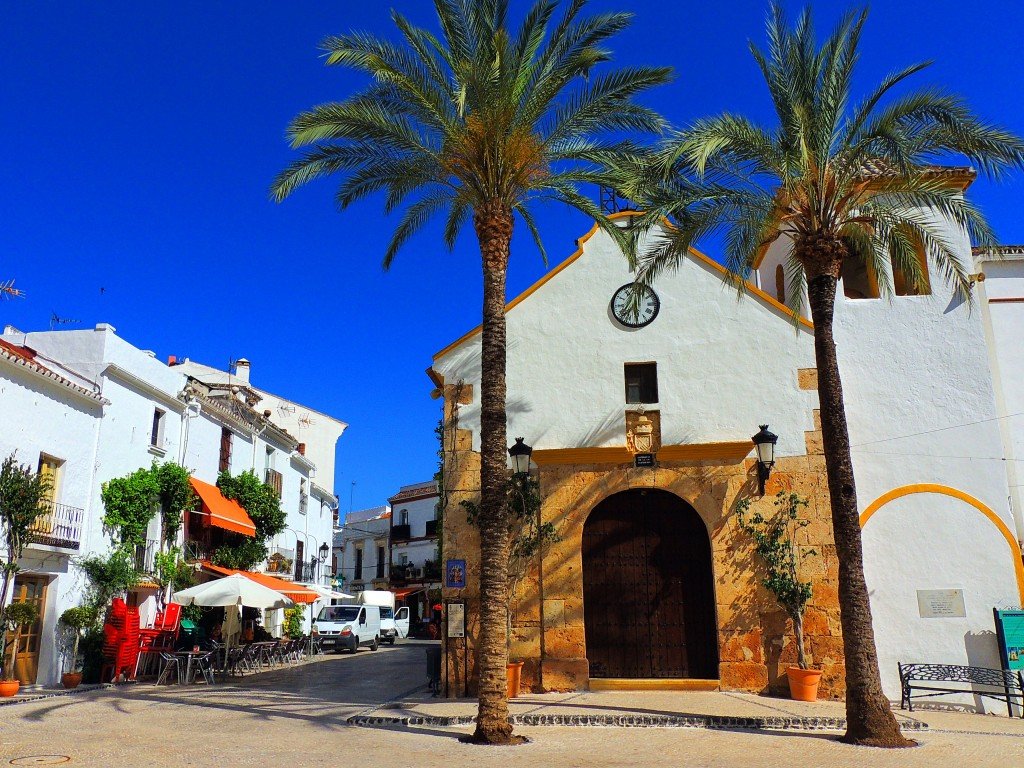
<box><xmin>582</xmin><ymin>489</ymin><xmax>718</xmax><ymax>679</ymax></box>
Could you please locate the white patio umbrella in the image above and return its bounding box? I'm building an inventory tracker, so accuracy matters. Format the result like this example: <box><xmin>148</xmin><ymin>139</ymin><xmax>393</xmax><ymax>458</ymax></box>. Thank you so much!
<box><xmin>171</xmin><ymin>574</ymin><xmax>293</xmax><ymax>610</ymax></box>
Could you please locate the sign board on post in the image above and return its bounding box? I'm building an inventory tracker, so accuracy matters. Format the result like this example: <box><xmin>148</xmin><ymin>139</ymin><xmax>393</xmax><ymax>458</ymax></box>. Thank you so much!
<box><xmin>916</xmin><ymin>589</ymin><xmax>966</xmax><ymax>618</ymax></box>
<box><xmin>995</xmin><ymin>609</ymin><xmax>1024</xmax><ymax>671</ymax></box>
<box><xmin>447</xmin><ymin>601</ymin><xmax>465</xmax><ymax>639</ymax></box>
<box><xmin>634</xmin><ymin>453</ymin><xmax>655</xmax><ymax>468</ymax></box>
<box><xmin>445</xmin><ymin>559</ymin><xmax>466</xmax><ymax>589</ymax></box>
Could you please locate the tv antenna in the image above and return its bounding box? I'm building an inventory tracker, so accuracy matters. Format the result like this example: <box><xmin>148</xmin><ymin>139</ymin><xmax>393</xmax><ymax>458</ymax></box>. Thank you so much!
<box><xmin>227</xmin><ymin>357</ymin><xmax>239</xmax><ymax>376</ymax></box>
<box><xmin>50</xmin><ymin>312</ymin><xmax>81</xmax><ymax>330</ymax></box>
<box><xmin>298</xmin><ymin>412</ymin><xmax>316</xmax><ymax>428</ymax></box>
<box><xmin>0</xmin><ymin>279</ymin><xmax>24</xmax><ymax>300</ymax></box>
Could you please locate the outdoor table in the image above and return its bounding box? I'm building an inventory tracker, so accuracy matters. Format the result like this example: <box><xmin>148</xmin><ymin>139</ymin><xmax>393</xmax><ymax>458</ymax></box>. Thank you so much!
<box><xmin>174</xmin><ymin>650</ymin><xmax>212</xmax><ymax>684</ymax></box>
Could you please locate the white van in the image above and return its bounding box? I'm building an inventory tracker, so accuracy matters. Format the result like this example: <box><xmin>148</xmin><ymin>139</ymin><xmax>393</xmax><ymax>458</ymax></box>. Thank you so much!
<box><xmin>357</xmin><ymin>591</ymin><xmax>410</xmax><ymax>644</ymax></box>
<box><xmin>312</xmin><ymin>604</ymin><xmax>381</xmax><ymax>653</ymax></box>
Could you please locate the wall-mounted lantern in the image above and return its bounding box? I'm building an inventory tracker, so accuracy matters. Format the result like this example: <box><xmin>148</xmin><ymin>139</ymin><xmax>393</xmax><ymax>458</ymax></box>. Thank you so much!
<box><xmin>508</xmin><ymin>437</ymin><xmax>533</xmax><ymax>476</ymax></box>
<box><xmin>318</xmin><ymin>542</ymin><xmax>330</xmax><ymax>563</ymax></box>
<box><xmin>752</xmin><ymin>424</ymin><xmax>778</xmax><ymax>496</ymax></box>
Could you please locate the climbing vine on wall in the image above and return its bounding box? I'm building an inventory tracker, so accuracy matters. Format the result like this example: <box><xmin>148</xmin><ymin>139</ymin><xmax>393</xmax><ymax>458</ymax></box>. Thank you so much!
<box><xmin>153</xmin><ymin>462</ymin><xmax>196</xmax><ymax>544</ymax></box>
<box><xmin>101</xmin><ymin>468</ymin><xmax>160</xmax><ymax>546</ymax></box>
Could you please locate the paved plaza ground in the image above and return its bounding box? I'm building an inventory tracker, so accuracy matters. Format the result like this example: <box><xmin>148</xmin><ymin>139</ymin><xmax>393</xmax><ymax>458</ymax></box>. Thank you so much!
<box><xmin>0</xmin><ymin>641</ymin><xmax>1021</xmax><ymax>767</ymax></box>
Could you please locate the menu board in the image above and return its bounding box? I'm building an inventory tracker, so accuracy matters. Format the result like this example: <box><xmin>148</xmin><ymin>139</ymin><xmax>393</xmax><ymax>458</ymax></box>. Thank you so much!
<box><xmin>447</xmin><ymin>601</ymin><xmax>465</xmax><ymax>639</ymax></box>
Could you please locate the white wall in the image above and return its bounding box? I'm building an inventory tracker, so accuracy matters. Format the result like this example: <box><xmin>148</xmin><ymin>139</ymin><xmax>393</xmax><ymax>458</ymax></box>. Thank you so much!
<box><xmin>434</xmin><ymin>221</ymin><xmax>818</xmax><ymax>459</ymax></box>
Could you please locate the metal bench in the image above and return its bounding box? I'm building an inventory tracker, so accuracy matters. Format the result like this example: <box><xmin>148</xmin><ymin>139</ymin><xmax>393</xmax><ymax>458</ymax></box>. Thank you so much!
<box><xmin>899</xmin><ymin>662</ymin><xmax>1024</xmax><ymax>718</ymax></box>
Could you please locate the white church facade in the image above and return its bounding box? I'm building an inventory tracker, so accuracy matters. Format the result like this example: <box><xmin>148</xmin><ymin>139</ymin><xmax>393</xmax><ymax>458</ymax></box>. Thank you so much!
<box><xmin>433</xmin><ymin>177</ymin><xmax>1023</xmax><ymax>705</ymax></box>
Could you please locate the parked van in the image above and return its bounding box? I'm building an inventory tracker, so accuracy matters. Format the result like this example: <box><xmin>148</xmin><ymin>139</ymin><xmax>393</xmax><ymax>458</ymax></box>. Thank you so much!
<box><xmin>312</xmin><ymin>604</ymin><xmax>381</xmax><ymax>653</ymax></box>
<box><xmin>357</xmin><ymin>591</ymin><xmax>410</xmax><ymax>644</ymax></box>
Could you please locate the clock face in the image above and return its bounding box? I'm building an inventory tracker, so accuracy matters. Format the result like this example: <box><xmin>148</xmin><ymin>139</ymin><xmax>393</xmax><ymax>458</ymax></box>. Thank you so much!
<box><xmin>611</xmin><ymin>283</ymin><xmax>660</xmax><ymax>328</ymax></box>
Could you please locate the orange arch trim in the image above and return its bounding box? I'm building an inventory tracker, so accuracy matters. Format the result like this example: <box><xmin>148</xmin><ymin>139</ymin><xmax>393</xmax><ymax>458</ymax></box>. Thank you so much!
<box><xmin>860</xmin><ymin>483</ymin><xmax>1024</xmax><ymax>604</ymax></box>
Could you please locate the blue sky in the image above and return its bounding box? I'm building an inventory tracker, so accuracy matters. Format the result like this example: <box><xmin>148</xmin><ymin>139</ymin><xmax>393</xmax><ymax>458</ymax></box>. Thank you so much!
<box><xmin>3</xmin><ymin>1</ymin><xmax>1023</xmax><ymax>510</ymax></box>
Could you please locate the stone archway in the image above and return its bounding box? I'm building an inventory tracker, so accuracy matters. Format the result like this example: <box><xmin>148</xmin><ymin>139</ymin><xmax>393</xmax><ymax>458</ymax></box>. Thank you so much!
<box><xmin>582</xmin><ymin>488</ymin><xmax>718</xmax><ymax>679</ymax></box>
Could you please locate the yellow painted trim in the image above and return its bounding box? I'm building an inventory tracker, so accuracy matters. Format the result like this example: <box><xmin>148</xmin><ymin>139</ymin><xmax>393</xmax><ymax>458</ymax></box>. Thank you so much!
<box><xmin>860</xmin><ymin>483</ymin><xmax>1024</xmax><ymax>604</ymax></box>
<box><xmin>686</xmin><ymin>244</ymin><xmax>814</xmax><ymax>330</ymax></box>
<box><xmin>431</xmin><ymin>211</ymin><xmax>813</xmax><ymax>363</ymax></box>
<box><xmin>589</xmin><ymin>678</ymin><xmax>720</xmax><ymax>692</ymax></box>
<box><xmin>533</xmin><ymin>441</ymin><xmax>752</xmax><ymax>467</ymax></box>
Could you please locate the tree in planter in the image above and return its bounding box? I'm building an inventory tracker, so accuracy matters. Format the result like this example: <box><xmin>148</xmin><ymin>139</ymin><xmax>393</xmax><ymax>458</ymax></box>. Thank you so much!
<box><xmin>77</xmin><ymin>548</ymin><xmax>140</xmax><ymax>614</ymax></box>
<box><xmin>736</xmin><ymin>492</ymin><xmax>815</xmax><ymax>672</ymax></box>
<box><xmin>58</xmin><ymin>606</ymin><xmax>97</xmax><ymax>677</ymax></box>
<box><xmin>1</xmin><ymin>601</ymin><xmax>40</xmax><ymax>682</ymax></box>
<box><xmin>627</xmin><ymin>4</ymin><xmax>1024</xmax><ymax>747</ymax></box>
<box><xmin>271</xmin><ymin>1</ymin><xmax>667</xmax><ymax>744</ymax></box>
<box><xmin>0</xmin><ymin>454</ymin><xmax>52</xmax><ymax>607</ymax></box>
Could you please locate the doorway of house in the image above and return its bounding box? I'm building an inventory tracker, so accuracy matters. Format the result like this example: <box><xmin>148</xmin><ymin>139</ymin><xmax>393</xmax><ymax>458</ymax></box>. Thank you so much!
<box><xmin>10</xmin><ymin>574</ymin><xmax>48</xmax><ymax>684</ymax></box>
<box><xmin>582</xmin><ymin>488</ymin><xmax>718</xmax><ymax>679</ymax></box>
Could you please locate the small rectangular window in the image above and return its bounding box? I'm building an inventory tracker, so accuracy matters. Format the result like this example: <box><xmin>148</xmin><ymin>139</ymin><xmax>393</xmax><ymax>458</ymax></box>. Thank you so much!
<box><xmin>218</xmin><ymin>428</ymin><xmax>232</xmax><ymax>473</ymax></box>
<box><xmin>624</xmin><ymin>363</ymin><xmax>658</xmax><ymax>404</ymax></box>
<box><xmin>376</xmin><ymin>545</ymin><xmax>385</xmax><ymax>579</ymax></box>
<box><xmin>151</xmin><ymin>409</ymin><xmax>165</xmax><ymax>447</ymax></box>
<box><xmin>354</xmin><ymin>547</ymin><xmax>363</xmax><ymax>580</ymax></box>
<box><xmin>893</xmin><ymin>245</ymin><xmax>932</xmax><ymax>296</ymax></box>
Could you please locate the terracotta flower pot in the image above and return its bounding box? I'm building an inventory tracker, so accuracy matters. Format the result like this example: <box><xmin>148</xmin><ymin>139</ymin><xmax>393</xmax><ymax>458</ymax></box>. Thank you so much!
<box><xmin>0</xmin><ymin>680</ymin><xmax>20</xmax><ymax>698</ymax></box>
<box><xmin>62</xmin><ymin>672</ymin><xmax>83</xmax><ymax>689</ymax></box>
<box><xmin>787</xmin><ymin>666</ymin><xmax>822</xmax><ymax>702</ymax></box>
<box><xmin>506</xmin><ymin>661</ymin><xmax>525</xmax><ymax>699</ymax></box>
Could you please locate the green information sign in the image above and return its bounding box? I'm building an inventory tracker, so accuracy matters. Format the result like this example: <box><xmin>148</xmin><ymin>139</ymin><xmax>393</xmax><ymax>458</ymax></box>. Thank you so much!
<box><xmin>994</xmin><ymin>609</ymin><xmax>1024</xmax><ymax>671</ymax></box>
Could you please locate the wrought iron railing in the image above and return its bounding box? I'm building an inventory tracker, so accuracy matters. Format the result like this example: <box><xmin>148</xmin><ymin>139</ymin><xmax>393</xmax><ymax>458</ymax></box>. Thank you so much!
<box><xmin>183</xmin><ymin>539</ymin><xmax>211</xmax><ymax>563</ymax></box>
<box><xmin>133</xmin><ymin>539</ymin><xmax>159</xmax><ymax>573</ymax></box>
<box><xmin>27</xmin><ymin>501</ymin><xmax>84</xmax><ymax>550</ymax></box>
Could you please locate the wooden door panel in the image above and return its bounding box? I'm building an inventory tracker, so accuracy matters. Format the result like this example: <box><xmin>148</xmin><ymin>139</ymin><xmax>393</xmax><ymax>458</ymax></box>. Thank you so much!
<box><xmin>11</xmin><ymin>575</ymin><xmax>47</xmax><ymax>685</ymax></box>
<box><xmin>583</xmin><ymin>490</ymin><xmax>718</xmax><ymax>679</ymax></box>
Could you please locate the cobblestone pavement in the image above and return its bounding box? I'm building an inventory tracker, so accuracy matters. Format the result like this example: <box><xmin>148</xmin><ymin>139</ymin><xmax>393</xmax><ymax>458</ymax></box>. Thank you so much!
<box><xmin>0</xmin><ymin>641</ymin><xmax>1020</xmax><ymax>767</ymax></box>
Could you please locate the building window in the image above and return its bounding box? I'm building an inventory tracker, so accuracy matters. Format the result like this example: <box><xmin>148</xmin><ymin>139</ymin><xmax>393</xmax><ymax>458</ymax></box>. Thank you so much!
<box><xmin>400</xmin><ymin>553</ymin><xmax>408</xmax><ymax>566</ymax></box>
<box><xmin>376</xmin><ymin>545</ymin><xmax>385</xmax><ymax>579</ymax></box>
<box><xmin>624</xmin><ymin>362</ymin><xmax>658</xmax><ymax>404</ymax></box>
<box><xmin>893</xmin><ymin>244</ymin><xmax>931</xmax><ymax>296</ymax></box>
<box><xmin>295</xmin><ymin>540</ymin><xmax>304</xmax><ymax>581</ymax></box>
<box><xmin>150</xmin><ymin>409</ymin><xmax>166</xmax><ymax>448</ymax></box>
<box><xmin>354</xmin><ymin>547</ymin><xmax>363</xmax><ymax>581</ymax></box>
<box><xmin>841</xmin><ymin>258</ymin><xmax>879</xmax><ymax>300</ymax></box>
<box><xmin>399</xmin><ymin>509</ymin><xmax>409</xmax><ymax>527</ymax></box>
<box><xmin>218</xmin><ymin>428</ymin><xmax>232</xmax><ymax>473</ymax></box>
<box><xmin>299</xmin><ymin>479</ymin><xmax>308</xmax><ymax>515</ymax></box>
<box><xmin>775</xmin><ymin>264</ymin><xmax>786</xmax><ymax>304</ymax></box>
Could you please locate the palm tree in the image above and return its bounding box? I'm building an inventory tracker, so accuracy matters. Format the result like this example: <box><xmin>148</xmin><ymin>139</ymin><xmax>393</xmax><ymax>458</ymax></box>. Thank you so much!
<box><xmin>626</xmin><ymin>4</ymin><xmax>1024</xmax><ymax>748</ymax></box>
<box><xmin>271</xmin><ymin>0</ymin><xmax>669</xmax><ymax>744</ymax></box>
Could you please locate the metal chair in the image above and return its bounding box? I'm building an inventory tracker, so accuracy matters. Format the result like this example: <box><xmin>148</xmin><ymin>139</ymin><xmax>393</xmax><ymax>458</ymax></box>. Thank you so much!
<box><xmin>156</xmin><ymin>653</ymin><xmax>182</xmax><ymax>685</ymax></box>
<box><xmin>193</xmin><ymin>652</ymin><xmax>216</xmax><ymax>685</ymax></box>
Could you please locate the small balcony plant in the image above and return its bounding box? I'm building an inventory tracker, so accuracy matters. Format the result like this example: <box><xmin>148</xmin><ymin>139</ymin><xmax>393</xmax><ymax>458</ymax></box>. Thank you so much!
<box><xmin>736</xmin><ymin>491</ymin><xmax>819</xmax><ymax>701</ymax></box>
<box><xmin>1</xmin><ymin>601</ymin><xmax>40</xmax><ymax>696</ymax></box>
<box><xmin>58</xmin><ymin>606</ymin><xmax>97</xmax><ymax>689</ymax></box>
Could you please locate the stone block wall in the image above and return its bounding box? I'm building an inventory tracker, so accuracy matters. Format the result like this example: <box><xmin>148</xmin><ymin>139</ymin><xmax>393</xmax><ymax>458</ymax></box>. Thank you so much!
<box><xmin>440</xmin><ymin>393</ymin><xmax>845</xmax><ymax>699</ymax></box>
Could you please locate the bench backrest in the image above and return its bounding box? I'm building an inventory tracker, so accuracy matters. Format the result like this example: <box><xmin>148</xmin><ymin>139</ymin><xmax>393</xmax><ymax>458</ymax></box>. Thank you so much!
<box><xmin>899</xmin><ymin>662</ymin><xmax>1023</xmax><ymax>690</ymax></box>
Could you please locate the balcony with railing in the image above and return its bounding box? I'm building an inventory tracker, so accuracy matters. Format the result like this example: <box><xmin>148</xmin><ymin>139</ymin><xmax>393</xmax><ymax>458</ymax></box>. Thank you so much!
<box><xmin>390</xmin><ymin>523</ymin><xmax>411</xmax><ymax>541</ymax></box>
<box><xmin>133</xmin><ymin>539</ymin><xmax>158</xmax><ymax>573</ymax></box>
<box><xmin>265</xmin><ymin>547</ymin><xmax>294</xmax><ymax>576</ymax></box>
<box><xmin>27</xmin><ymin>501</ymin><xmax>84</xmax><ymax>550</ymax></box>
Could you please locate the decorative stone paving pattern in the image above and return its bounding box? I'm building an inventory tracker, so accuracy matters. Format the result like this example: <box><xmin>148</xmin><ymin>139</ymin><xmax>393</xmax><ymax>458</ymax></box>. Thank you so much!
<box><xmin>346</xmin><ymin>712</ymin><xmax>929</xmax><ymax>732</ymax></box>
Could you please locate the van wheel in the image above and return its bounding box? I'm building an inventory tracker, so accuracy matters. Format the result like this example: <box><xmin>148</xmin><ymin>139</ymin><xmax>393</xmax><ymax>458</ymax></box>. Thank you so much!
<box><xmin>370</xmin><ymin>636</ymin><xmax>379</xmax><ymax>651</ymax></box>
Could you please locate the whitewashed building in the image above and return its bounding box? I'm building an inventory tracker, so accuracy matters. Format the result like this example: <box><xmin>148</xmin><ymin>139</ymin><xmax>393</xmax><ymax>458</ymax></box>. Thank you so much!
<box><xmin>0</xmin><ymin>325</ymin><xmax>343</xmax><ymax>685</ymax></box>
<box><xmin>433</xmin><ymin>174</ymin><xmax>1024</xmax><ymax>704</ymax></box>
<box><xmin>388</xmin><ymin>481</ymin><xmax>441</xmax><ymax>622</ymax></box>
<box><xmin>335</xmin><ymin>506</ymin><xmax>392</xmax><ymax>594</ymax></box>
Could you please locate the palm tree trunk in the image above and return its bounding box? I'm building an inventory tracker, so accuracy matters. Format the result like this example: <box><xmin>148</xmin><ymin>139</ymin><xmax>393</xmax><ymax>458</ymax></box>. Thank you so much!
<box><xmin>804</xmin><ymin>261</ymin><xmax>913</xmax><ymax>748</ymax></box>
<box><xmin>470</xmin><ymin>199</ymin><xmax>519</xmax><ymax>745</ymax></box>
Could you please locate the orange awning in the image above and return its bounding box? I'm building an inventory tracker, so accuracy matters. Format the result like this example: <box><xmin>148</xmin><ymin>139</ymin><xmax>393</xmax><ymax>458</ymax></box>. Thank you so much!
<box><xmin>201</xmin><ymin>562</ymin><xmax>319</xmax><ymax>604</ymax></box>
<box><xmin>394</xmin><ymin>587</ymin><xmax>427</xmax><ymax>600</ymax></box>
<box><xmin>189</xmin><ymin>477</ymin><xmax>256</xmax><ymax>537</ymax></box>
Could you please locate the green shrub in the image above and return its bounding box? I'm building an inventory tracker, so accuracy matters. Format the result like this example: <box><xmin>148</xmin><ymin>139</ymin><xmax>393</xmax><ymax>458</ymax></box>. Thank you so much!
<box><xmin>283</xmin><ymin>605</ymin><xmax>305</xmax><ymax>638</ymax></box>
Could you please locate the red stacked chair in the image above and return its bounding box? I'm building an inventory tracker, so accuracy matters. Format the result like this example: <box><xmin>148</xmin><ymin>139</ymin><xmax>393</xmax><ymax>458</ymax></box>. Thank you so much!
<box><xmin>100</xmin><ymin>599</ymin><xmax>143</xmax><ymax>682</ymax></box>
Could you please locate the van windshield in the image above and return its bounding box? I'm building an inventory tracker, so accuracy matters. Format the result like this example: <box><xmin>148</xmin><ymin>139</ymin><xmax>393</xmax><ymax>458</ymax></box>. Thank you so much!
<box><xmin>317</xmin><ymin>606</ymin><xmax>360</xmax><ymax>623</ymax></box>
<box><xmin>380</xmin><ymin>608</ymin><xmax>394</xmax><ymax>620</ymax></box>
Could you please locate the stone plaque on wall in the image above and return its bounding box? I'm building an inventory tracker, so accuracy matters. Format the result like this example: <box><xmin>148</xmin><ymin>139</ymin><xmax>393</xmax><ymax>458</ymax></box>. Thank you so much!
<box><xmin>917</xmin><ymin>589</ymin><xmax>966</xmax><ymax>618</ymax></box>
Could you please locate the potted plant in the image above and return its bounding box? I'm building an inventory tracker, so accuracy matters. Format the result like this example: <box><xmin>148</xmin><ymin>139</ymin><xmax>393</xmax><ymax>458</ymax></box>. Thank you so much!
<box><xmin>464</xmin><ymin>471</ymin><xmax>557</xmax><ymax>698</ymax></box>
<box><xmin>1</xmin><ymin>601</ymin><xmax>40</xmax><ymax>696</ymax></box>
<box><xmin>59</xmin><ymin>606</ymin><xmax>96</xmax><ymax>689</ymax></box>
<box><xmin>736</xmin><ymin>491</ymin><xmax>821</xmax><ymax>701</ymax></box>
<box><xmin>282</xmin><ymin>605</ymin><xmax>304</xmax><ymax>639</ymax></box>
